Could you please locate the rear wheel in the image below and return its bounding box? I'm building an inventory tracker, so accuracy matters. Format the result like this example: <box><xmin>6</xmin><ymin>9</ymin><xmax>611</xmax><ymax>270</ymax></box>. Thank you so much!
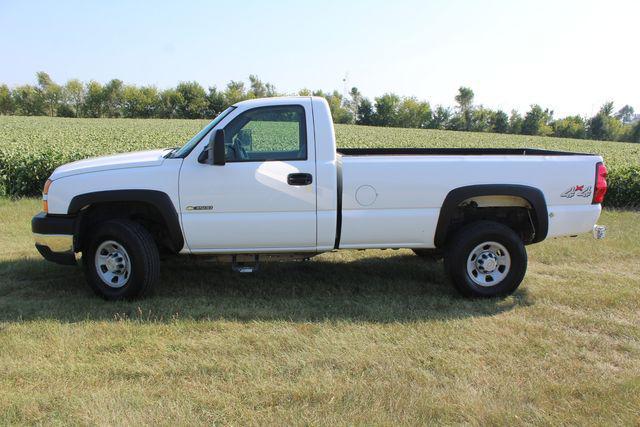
<box><xmin>444</xmin><ymin>221</ymin><xmax>527</xmax><ymax>298</ymax></box>
<box><xmin>83</xmin><ymin>219</ymin><xmax>160</xmax><ymax>300</ymax></box>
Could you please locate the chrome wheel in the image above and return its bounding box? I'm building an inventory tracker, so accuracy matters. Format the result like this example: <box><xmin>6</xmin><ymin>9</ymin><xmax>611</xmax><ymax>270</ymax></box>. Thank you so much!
<box><xmin>95</xmin><ymin>240</ymin><xmax>131</xmax><ymax>288</ymax></box>
<box><xmin>466</xmin><ymin>241</ymin><xmax>511</xmax><ymax>287</ymax></box>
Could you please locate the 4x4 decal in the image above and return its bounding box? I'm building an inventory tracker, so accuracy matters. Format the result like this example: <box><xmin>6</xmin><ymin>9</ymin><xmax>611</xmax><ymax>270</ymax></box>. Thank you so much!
<box><xmin>561</xmin><ymin>185</ymin><xmax>592</xmax><ymax>199</ymax></box>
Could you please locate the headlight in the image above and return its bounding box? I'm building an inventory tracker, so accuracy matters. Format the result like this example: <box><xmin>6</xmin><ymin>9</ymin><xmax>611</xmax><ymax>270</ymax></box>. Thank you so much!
<box><xmin>43</xmin><ymin>179</ymin><xmax>52</xmax><ymax>213</ymax></box>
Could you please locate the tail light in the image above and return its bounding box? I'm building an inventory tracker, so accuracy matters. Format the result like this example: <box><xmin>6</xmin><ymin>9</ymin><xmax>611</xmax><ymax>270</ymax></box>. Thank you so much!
<box><xmin>592</xmin><ymin>162</ymin><xmax>607</xmax><ymax>204</ymax></box>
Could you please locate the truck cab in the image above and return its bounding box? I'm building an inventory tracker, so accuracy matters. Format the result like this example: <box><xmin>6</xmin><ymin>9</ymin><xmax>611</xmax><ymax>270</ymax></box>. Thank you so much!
<box><xmin>176</xmin><ymin>97</ymin><xmax>339</xmax><ymax>253</ymax></box>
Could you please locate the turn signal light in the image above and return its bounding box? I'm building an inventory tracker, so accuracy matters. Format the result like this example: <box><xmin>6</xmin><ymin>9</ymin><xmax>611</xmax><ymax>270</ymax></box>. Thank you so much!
<box><xmin>43</xmin><ymin>179</ymin><xmax>52</xmax><ymax>213</ymax></box>
<box><xmin>593</xmin><ymin>162</ymin><xmax>607</xmax><ymax>204</ymax></box>
<box><xmin>43</xmin><ymin>179</ymin><xmax>52</xmax><ymax>195</ymax></box>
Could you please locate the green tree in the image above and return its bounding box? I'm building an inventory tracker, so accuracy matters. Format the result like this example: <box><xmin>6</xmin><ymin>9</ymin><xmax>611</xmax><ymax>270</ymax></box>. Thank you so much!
<box><xmin>122</xmin><ymin>85</ymin><xmax>159</xmax><ymax>118</ymax></box>
<box><xmin>140</xmin><ymin>86</ymin><xmax>160</xmax><ymax>118</ymax></box>
<box><xmin>446</xmin><ymin>114</ymin><xmax>465</xmax><ymax>131</ymax></box>
<box><xmin>248</xmin><ymin>75</ymin><xmax>267</xmax><ymax>98</ymax></box>
<box><xmin>297</xmin><ymin>88</ymin><xmax>312</xmax><ymax>96</ymax></box>
<box><xmin>205</xmin><ymin>86</ymin><xmax>226</xmax><ymax>117</ymax></box>
<box><xmin>454</xmin><ymin>86</ymin><xmax>474</xmax><ymax>130</ymax></box>
<box><xmin>265</xmin><ymin>82</ymin><xmax>277</xmax><ymax>97</ymax></box>
<box><xmin>0</xmin><ymin>84</ymin><xmax>14</xmax><ymax>115</ymax></box>
<box><xmin>56</xmin><ymin>104</ymin><xmax>76</xmax><ymax>117</ymax></box>
<box><xmin>121</xmin><ymin>85</ymin><xmax>141</xmax><ymax>118</ymax></box>
<box><xmin>225</xmin><ymin>81</ymin><xmax>247</xmax><ymax>106</ymax></box>
<box><xmin>588</xmin><ymin>114</ymin><xmax>608</xmax><ymax>140</ymax></box>
<box><xmin>522</xmin><ymin>105</ymin><xmax>553</xmax><ymax>136</ymax></box>
<box><xmin>83</xmin><ymin>81</ymin><xmax>104</xmax><ymax>117</ymax></box>
<box><xmin>356</xmin><ymin>98</ymin><xmax>374</xmax><ymax>126</ymax></box>
<box><xmin>323</xmin><ymin>91</ymin><xmax>352</xmax><ymax>124</ymax></box>
<box><xmin>491</xmin><ymin>110</ymin><xmax>509</xmax><ymax>133</ymax></box>
<box><xmin>429</xmin><ymin>106</ymin><xmax>451</xmax><ymax>129</ymax></box>
<box><xmin>468</xmin><ymin>107</ymin><xmax>494</xmax><ymax>132</ymax></box>
<box><xmin>396</xmin><ymin>97</ymin><xmax>431</xmax><ymax>128</ymax></box>
<box><xmin>12</xmin><ymin>85</ymin><xmax>44</xmax><ymax>115</ymax></box>
<box><xmin>102</xmin><ymin>79</ymin><xmax>124</xmax><ymax>117</ymax></box>
<box><xmin>175</xmin><ymin>81</ymin><xmax>207</xmax><ymax>119</ymax></box>
<box><xmin>454</xmin><ymin>86</ymin><xmax>474</xmax><ymax>111</ymax></box>
<box><xmin>138</xmin><ymin>86</ymin><xmax>160</xmax><ymax>117</ymax></box>
<box><xmin>159</xmin><ymin>88</ymin><xmax>183</xmax><ymax>118</ymax></box>
<box><xmin>508</xmin><ymin>110</ymin><xmax>523</xmax><ymax>134</ymax></box>
<box><xmin>599</xmin><ymin>101</ymin><xmax>614</xmax><ymax>116</ymax></box>
<box><xmin>373</xmin><ymin>93</ymin><xmax>401</xmax><ymax>126</ymax></box>
<box><xmin>64</xmin><ymin>79</ymin><xmax>85</xmax><ymax>117</ymax></box>
<box><xmin>552</xmin><ymin>115</ymin><xmax>586</xmax><ymax>139</ymax></box>
<box><xmin>36</xmin><ymin>71</ymin><xmax>62</xmax><ymax>116</ymax></box>
<box><xmin>588</xmin><ymin>102</ymin><xmax>623</xmax><ymax>141</ymax></box>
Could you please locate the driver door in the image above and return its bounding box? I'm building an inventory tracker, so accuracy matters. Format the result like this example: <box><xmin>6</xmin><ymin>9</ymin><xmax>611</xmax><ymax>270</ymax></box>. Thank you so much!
<box><xmin>178</xmin><ymin>101</ymin><xmax>317</xmax><ymax>252</ymax></box>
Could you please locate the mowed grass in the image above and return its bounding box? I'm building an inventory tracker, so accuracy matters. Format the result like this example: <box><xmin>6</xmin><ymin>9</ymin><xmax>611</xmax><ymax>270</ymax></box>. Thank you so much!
<box><xmin>0</xmin><ymin>198</ymin><xmax>639</xmax><ymax>425</ymax></box>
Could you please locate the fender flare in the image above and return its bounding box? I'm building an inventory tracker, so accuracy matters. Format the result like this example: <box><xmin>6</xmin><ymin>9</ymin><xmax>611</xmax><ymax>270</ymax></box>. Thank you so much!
<box><xmin>68</xmin><ymin>189</ymin><xmax>184</xmax><ymax>252</ymax></box>
<box><xmin>434</xmin><ymin>184</ymin><xmax>548</xmax><ymax>247</ymax></box>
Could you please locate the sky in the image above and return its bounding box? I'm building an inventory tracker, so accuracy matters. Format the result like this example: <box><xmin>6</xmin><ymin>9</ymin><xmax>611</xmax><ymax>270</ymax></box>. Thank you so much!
<box><xmin>0</xmin><ymin>0</ymin><xmax>638</xmax><ymax>117</ymax></box>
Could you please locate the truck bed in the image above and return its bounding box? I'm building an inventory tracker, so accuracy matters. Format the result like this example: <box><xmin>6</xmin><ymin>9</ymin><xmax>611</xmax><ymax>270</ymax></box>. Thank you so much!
<box><xmin>337</xmin><ymin>147</ymin><xmax>592</xmax><ymax>156</ymax></box>
<box><xmin>336</xmin><ymin>146</ymin><xmax>602</xmax><ymax>250</ymax></box>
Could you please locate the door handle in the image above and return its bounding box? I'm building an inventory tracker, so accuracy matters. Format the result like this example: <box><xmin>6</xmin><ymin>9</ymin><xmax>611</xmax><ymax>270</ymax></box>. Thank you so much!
<box><xmin>287</xmin><ymin>173</ymin><xmax>313</xmax><ymax>186</ymax></box>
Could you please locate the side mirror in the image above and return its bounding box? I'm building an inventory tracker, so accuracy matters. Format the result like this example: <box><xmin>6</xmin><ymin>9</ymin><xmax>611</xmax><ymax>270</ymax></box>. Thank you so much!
<box><xmin>206</xmin><ymin>129</ymin><xmax>225</xmax><ymax>166</ymax></box>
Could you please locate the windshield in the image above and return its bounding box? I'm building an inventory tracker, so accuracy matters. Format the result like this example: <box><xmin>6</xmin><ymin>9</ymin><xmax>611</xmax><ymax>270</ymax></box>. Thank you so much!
<box><xmin>172</xmin><ymin>107</ymin><xmax>235</xmax><ymax>158</ymax></box>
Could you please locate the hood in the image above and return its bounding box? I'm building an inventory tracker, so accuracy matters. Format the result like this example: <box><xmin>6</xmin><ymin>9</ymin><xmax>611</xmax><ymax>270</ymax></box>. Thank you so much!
<box><xmin>50</xmin><ymin>149</ymin><xmax>171</xmax><ymax>180</ymax></box>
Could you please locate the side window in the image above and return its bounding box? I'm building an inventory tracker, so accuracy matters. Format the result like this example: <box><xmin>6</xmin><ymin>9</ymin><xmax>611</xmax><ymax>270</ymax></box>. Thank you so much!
<box><xmin>223</xmin><ymin>105</ymin><xmax>307</xmax><ymax>162</ymax></box>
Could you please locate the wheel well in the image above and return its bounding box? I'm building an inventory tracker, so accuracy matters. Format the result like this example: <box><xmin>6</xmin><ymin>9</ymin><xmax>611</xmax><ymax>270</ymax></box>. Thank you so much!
<box><xmin>446</xmin><ymin>197</ymin><xmax>536</xmax><ymax>244</ymax></box>
<box><xmin>441</xmin><ymin>196</ymin><xmax>537</xmax><ymax>245</ymax></box>
<box><xmin>434</xmin><ymin>185</ymin><xmax>549</xmax><ymax>248</ymax></box>
<box><xmin>75</xmin><ymin>201</ymin><xmax>176</xmax><ymax>253</ymax></box>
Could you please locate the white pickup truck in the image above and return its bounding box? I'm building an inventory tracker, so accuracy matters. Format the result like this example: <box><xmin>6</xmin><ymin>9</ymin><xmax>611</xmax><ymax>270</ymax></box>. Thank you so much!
<box><xmin>32</xmin><ymin>96</ymin><xmax>608</xmax><ymax>300</ymax></box>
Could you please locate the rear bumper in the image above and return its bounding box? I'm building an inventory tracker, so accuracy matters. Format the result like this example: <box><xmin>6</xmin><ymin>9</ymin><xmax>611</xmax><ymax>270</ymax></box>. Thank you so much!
<box><xmin>546</xmin><ymin>204</ymin><xmax>602</xmax><ymax>239</ymax></box>
<box><xmin>31</xmin><ymin>212</ymin><xmax>77</xmax><ymax>265</ymax></box>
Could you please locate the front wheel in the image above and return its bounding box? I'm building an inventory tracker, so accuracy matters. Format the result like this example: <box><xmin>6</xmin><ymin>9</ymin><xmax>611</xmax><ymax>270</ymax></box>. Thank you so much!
<box><xmin>83</xmin><ymin>219</ymin><xmax>160</xmax><ymax>300</ymax></box>
<box><xmin>444</xmin><ymin>221</ymin><xmax>527</xmax><ymax>298</ymax></box>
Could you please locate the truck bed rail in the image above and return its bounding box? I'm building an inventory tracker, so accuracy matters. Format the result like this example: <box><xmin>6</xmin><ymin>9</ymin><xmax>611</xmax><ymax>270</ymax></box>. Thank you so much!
<box><xmin>336</xmin><ymin>147</ymin><xmax>593</xmax><ymax>156</ymax></box>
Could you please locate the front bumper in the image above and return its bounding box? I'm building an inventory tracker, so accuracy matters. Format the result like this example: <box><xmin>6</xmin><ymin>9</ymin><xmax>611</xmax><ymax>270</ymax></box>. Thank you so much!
<box><xmin>31</xmin><ymin>212</ymin><xmax>77</xmax><ymax>265</ymax></box>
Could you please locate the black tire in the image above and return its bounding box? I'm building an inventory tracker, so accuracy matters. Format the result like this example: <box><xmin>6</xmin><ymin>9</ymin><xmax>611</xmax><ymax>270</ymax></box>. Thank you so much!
<box><xmin>83</xmin><ymin>219</ymin><xmax>160</xmax><ymax>300</ymax></box>
<box><xmin>412</xmin><ymin>248</ymin><xmax>442</xmax><ymax>261</ymax></box>
<box><xmin>444</xmin><ymin>221</ymin><xmax>527</xmax><ymax>298</ymax></box>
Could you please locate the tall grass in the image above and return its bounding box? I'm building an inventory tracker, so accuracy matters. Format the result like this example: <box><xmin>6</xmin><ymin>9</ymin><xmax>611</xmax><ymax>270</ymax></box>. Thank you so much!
<box><xmin>1</xmin><ymin>116</ymin><xmax>639</xmax><ymax>206</ymax></box>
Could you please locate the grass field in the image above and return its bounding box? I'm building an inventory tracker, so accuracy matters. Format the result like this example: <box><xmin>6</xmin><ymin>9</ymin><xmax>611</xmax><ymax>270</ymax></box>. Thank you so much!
<box><xmin>1</xmin><ymin>116</ymin><xmax>640</xmax><ymax>204</ymax></box>
<box><xmin>2</xmin><ymin>116</ymin><xmax>639</xmax><ymax>165</ymax></box>
<box><xmin>1</xmin><ymin>198</ymin><xmax>639</xmax><ymax>424</ymax></box>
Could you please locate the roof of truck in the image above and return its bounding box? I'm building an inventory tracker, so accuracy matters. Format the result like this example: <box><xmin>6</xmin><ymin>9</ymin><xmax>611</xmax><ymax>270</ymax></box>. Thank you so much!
<box><xmin>232</xmin><ymin>96</ymin><xmax>317</xmax><ymax>108</ymax></box>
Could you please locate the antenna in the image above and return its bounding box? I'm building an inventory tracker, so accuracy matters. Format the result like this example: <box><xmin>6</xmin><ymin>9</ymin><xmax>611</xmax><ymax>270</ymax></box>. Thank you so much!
<box><xmin>342</xmin><ymin>72</ymin><xmax>350</xmax><ymax>98</ymax></box>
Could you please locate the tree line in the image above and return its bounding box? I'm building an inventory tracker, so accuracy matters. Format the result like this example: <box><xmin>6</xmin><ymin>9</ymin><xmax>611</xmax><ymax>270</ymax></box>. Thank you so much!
<box><xmin>1</xmin><ymin>72</ymin><xmax>638</xmax><ymax>143</ymax></box>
